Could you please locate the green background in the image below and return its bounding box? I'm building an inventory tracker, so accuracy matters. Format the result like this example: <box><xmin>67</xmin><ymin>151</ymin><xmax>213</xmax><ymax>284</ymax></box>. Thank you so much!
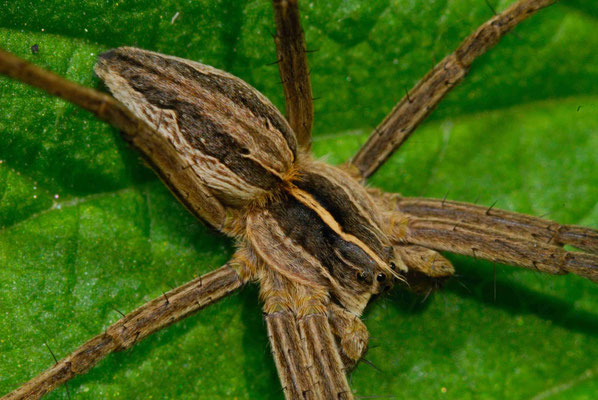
<box><xmin>1</xmin><ymin>0</ymin><xmax>597</xmax><ymax>399</ymax></box>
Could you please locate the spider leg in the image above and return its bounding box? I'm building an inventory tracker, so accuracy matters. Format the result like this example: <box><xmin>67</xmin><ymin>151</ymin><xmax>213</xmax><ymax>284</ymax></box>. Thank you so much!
<box><xmin>395</xmin><ymin>197</ymin><xmax>598</xmax><ymax>254</ymax></box>
<box><xmin>272</xmin><ymin>0</ymin><xmax>314</xmax><ymax>149</ymax></box>
<box><xmin>0</xmin><ymin>48</ymin><xmax>141</xmax><ymax>142</ymax></box>
<box><xmin>298</xmin><ymin>312</ymin><xmax>353</xmax><ymax>400</ymax></box>
<box><xmin>266</xmin><ymin>310</ymin><xmax>355</xmax><ymax>399</ymax></box>
<box><xmin>402</xmin><ymin>217</ymin><xmax>598</xmax><ymax>283</ymax></box>
<box><xmin>261</xmin><ymin>270</ymin><xmax>353</xmax><ymax>400</ymax></box>
<box><xmin>349</xmin><ymin>0</ymin><xmax>558</xmax><ymax>178</ymax></box>
<box><xmin>0</xmin><ymin>48</ymin><xmax>226</xmax><ymax>229</ymax></box>
<box><xmin>266</xmin><ymin>310</ymin><xmax>318</xmax><ymax>400</ymax></box>
<box><xmin>1</xmin><ymin>263</ymin><xmax>246</xmax><ymax>400</ymax></box>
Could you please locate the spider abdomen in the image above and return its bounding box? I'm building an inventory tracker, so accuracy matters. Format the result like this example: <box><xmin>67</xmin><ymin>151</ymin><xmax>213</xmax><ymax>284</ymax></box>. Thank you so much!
<box><xmin>95</xmin><ymin>47</ymin><xmax>298</xmax><ymax>208</ymax></box>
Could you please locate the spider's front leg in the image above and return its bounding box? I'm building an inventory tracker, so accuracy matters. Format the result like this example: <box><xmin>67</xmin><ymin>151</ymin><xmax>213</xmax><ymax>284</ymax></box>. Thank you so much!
<box><xmin>396</xmin><ymin>197</ymin><xmax>598</xmax><ymax>254</ymax></box>
<box><xmin>381</xmin><ymin>195</ymin><xmax>598</xmax><ymax>283</ymax></box>
<box><xmin>1</xmin><ymin>260</ymin><xmax>250</xmax><ymax>400</ymax></box>
<box><xmin>260</xmin><ymin>268</ymin><xmax>353</xmax><ymax>400</ymax></box>
<box><xmin>265</xmin><ymin>310</ymin><xmax>316</xmax><ymax>400</ymax></box>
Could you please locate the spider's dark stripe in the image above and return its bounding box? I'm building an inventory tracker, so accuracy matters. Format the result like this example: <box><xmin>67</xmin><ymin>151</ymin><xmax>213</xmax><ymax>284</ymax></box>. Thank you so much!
<box><xmin>97</xmin><ymin>50</ymin><xmax>283</xmax><ymax>190</ymax></box>
<box><xmin>294</xmin><ymin>171</ymin><xmax>386</xmax><ymax>255</ymax></box>
<box><xmin>125</xmin><ymin>48</ymin><xmax>297</xmax><ymax>167</ymax></box>
<box><xmin>268</xmin><ymin>194</ymin><xmax>378</xmax><ymax>291</ymax></box>
<box><xmin>99</xmin><ymin>48</ymin><xmax>297</xmax><ymax>158</ymax></box>
<box><xmin>156</xmin><ymin>52</ymin><xmax>298</xmax><ymax>159</ymax></box>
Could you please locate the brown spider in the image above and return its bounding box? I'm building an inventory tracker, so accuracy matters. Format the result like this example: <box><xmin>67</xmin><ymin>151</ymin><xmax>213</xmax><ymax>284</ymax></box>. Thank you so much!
<box><xmin>0</xmin><ymin>0</ymin><xmax>597</xmax><ymax>399</ymax></box>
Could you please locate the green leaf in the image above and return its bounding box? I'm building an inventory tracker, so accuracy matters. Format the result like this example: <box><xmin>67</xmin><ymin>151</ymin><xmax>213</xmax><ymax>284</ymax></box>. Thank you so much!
<box><xmin>1</xmin><ymin>1</ymin><xmax>597</xmax><ymax>399</ymax></box>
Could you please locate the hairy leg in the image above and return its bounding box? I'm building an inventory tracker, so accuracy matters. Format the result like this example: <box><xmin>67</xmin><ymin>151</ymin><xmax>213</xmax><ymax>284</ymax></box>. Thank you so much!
<box><xmin>395</xmin><ymin>197</ymin><xmax>598</xmax><ymax>254</ymax></box>
<box><xmin>0</xmin><ymin>48</ymin><xmax>226</xmax><ymax>229</ymax></box>
<box><xmin>0</xmin><ymin>48</ymin><xmax>138</xmax><ymax>136</ymax></box>
<box><xmin>266</xmin><ymin>310</ymin><xmax>318</xmax><ymax>400</ymax></box>
<box><xmin>1</xmin><ymin>263</ymin><xmax>245</xmax><ymax>400</ymax></box>
<box><xmin>272</xmin><ymin>0</ymin><xmax>313</xmax><ymax>149</ymax></box>
<box><xmin>261</xmin><ymin>267</ymin><xmax>322</xmax><ymax>400</ymax></box>
<box><xmin>349</xmin><ymin>0</ymin><xmax>559</xmax><ymax>178</ymax></box>
<box><xmin>298</xmin><ymin>312</ymin><xmax>353</xmax><ymax>400</ymax></box>
<box><xmin>261</xmin><ymin>269</ymin><xmax>352</xmax><ymax>399</ymax></box>
<box><xmin>402</xmin><ymin>217</ymin><xmax>598</xmax><ymax>283</ymax></box>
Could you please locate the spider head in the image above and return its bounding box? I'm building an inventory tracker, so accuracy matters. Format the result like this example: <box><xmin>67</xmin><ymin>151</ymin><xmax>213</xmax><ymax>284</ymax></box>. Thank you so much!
<box><xmin>325</xmin><ymin>239</ymin><xmax>408</xmax><ymax>314</ymax></box>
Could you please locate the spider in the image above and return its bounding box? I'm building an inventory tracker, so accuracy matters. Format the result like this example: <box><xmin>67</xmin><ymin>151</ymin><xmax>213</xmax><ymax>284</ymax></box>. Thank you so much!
<box><xmin>1</xmin><ymin>0</ymin><xmax>597</xmax><ymax>399</ymax></box>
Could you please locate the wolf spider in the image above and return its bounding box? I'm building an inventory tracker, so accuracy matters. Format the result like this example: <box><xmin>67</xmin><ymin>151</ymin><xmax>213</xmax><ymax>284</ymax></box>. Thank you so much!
<box><xmin>1</xmin><ymin>0</ymin><xmax>597</xmax><ymax>399</ymax></box>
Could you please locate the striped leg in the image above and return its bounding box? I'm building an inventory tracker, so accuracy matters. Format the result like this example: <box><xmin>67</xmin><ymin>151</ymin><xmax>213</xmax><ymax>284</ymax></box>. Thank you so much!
<box><xmin>349</xmin><ymin>0</ymin><xmax>558</xmax><ymax>178</ymax></box>
<box><xmin>0</xmin><ymin>48</ymin><xmax>226</xmax><ymax>229</ymax></box>
<box><xmin>298</xmin><ymin>312</ymin><xmax>353</xmax><ymax>400</ymax></box>
<box><xmin>266</xmin><ymin>310</ymin><xmax>318</xmax><ymax>400</ymax></box>
<box><xmin>396</xmin><ymin>197</ymin><xmax>598</xmax><ymax>254</ymax></box>
<box><xmin>261</xmin><ymin>269</ymin><xmax>353</xmax><ymax>400</ymax></box>
<box><xmin>402</xmin><ymin>216</ymin><xmax>598</xmax><ymax>283</ymax></box>
<box><xmin>272</xmin><ymin>0</ymin><xmax>314</xmax><ymax>149</ymax></box>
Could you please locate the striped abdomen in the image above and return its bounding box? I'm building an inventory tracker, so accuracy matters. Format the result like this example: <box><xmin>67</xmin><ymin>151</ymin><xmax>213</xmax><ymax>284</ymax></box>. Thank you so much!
<box><xmin>95</xmin><ymin>47</ymin><xmax>297</xmax><ymax>206</ymax></box>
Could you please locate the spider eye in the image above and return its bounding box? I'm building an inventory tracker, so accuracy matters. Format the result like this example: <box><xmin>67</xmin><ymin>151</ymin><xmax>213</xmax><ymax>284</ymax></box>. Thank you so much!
<box><xmin>356</xmin><ymin>271</ymin><xmax>372</xmax><ymax>283</ymax></box>
<box><xmin>390</xmin><ymin>261</ymin><xmax>397</xmax><ymax>270</ymax></box>
<box><xmin>376</xmin><ymin>273</ymin><xmax>386</xmax><ymax>282</ymax></box>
